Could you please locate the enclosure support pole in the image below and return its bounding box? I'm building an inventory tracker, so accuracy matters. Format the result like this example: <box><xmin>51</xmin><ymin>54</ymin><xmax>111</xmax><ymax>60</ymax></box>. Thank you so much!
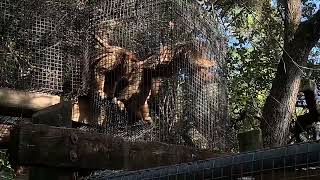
<box><xmin>237</xmin><ymin>129</ymin><xmax>262</xmax><ymax>152</ymax></box>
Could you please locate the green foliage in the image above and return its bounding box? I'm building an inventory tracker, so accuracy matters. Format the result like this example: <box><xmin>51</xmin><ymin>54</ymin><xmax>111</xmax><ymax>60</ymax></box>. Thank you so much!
<box><xmin>0</xmin><ymin>150</ymin><xmax>15</xmax><ymax>180</ymax></box>
<box><xmin>223</xmin><ymin>0</ymin><xmax>319</xmax><ymax>138</ymax></box>
<box><xmin>224</xmin><ymin>1</ymin><xmax>283</xmax><ymax>132</ymax></box>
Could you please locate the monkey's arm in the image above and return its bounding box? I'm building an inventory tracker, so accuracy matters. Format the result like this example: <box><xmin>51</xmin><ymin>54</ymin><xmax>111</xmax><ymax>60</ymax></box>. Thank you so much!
<box><xmin>123</xmin><ymin>71</ymin><xmax>153</xmax><ymax>124</ymax></box>
<box><xmin>94</xmin><ymin>69</ymin><xmax>106</xmax><ymax>97</ymax></box>
<box><xmin>116</xmin><ymin>66</ymin><xmax>144</xmax><ymax>102</ymax></box>
<box><xmin>141</xmin><ymin>42</ymin><xmax>190</xmax><ymax>69</ymax></box>
<box><xmin>94</xmin><ymin>35</ymin><xmax>111</xmax><ymax>49</ymax></box>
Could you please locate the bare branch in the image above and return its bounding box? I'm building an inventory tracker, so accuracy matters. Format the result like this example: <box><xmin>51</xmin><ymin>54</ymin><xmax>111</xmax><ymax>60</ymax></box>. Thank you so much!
<box><xmin>292</xmin><ymin>9</ymin><xmax>320</xmax><ymax>54</ymax></box>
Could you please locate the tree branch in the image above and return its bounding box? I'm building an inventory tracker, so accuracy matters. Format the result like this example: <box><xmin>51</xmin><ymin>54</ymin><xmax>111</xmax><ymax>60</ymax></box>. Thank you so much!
<box><xmin>292</xmin><ymin>9</ymin><xmax>320</xmax><ymax>55</ymax></box>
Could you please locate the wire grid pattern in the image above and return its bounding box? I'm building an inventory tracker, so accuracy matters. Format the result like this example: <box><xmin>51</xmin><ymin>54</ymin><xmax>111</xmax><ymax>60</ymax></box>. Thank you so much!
<box><xmin>0</xmin><ymin>0</ymin><xmax>228</xmax><ymax>151</ymax></box>
<box><xmin>0</xmin><ymin>0</ymin><xmax>89</xmax><ymax>96</ymax></box>
<box><xmin>89</xmin><ymin>0</ymin><xmax>228</xmax><ymax>151</ymax></box>
<box><xmin>0</xmin><ymin>0</ymin><xmax>91</xmax><ymax>141</ymax></box>
<box><xmin>30</xmin><ymin>18</ymin><xmax>64</xmax><ymax>92</ymax></box>
<box><xmin>0</xmin><ymin>115</ymin><xmax>25</xmax><ymax>146</ymax></box>
<box><xmin>84</xmin><ymin>141</ymin><xmax>320</xmax><ymax>180</ymax></box>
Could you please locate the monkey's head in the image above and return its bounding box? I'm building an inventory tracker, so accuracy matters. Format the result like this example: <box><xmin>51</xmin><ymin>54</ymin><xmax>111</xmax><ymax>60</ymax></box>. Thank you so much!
<box><xmin>193</xmin><ymin>57</ymin><xmax>215</xmax><ymax>68</ymax></box>
<box><xmin>192</xmin><ymin>57</ymin><xmax>216</xmax><ymax>83</ymax></box>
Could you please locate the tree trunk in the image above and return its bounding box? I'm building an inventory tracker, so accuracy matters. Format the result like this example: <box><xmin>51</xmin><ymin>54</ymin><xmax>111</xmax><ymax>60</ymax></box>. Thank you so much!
<box><xmin>261</xmin><ymin>0</ymin><xmax>320</xmax><ymax>147</ymax></box>
<box><xmin>261</xmin><ymin>54</ymin><xmax>302</xmax><ymax>147</ymax></box>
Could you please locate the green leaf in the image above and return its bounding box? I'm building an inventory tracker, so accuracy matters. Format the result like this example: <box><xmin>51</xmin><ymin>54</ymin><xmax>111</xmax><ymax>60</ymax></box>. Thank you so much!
<box><xmin>247</xmin><ymin>14</ymin><xmax>254</xmax><ymax>27</ymax></box>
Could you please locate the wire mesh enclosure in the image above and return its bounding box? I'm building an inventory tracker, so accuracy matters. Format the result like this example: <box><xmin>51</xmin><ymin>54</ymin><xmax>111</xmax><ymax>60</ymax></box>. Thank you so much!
<box><xmin>0</xmin><ymin>0</ymin><xmax>228</xmax><ymax>151</ymax></box>
<box><xmin>85</xmin><ymin>141</ymin><xmax>320</xmax><ymax>180</ymax></box>
<box><xmin>0</xmin><ymin>0</ymin><xmax>89</xmax><ymax>96</ymax></box>
<box><xmin>89</xmin><ymin>0</ymin><xmax>228</xmax><ymax>150</ymax></box>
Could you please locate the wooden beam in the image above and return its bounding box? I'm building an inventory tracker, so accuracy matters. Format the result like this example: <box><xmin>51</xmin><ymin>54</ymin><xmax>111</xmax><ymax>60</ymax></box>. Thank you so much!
<box><xmin>0</xmin><ymin>88</ymin><xmax>60</xmax><ymax>112</ymax></box>
<box><xmin>0</xmin><ymin>106</ymin><xmax>35</xmax><ymax>117</ymax></box>
<box><xmin>32</xmin><ymin>101</ymin><xmax>72</xmax><ymax>127</ymax></box>
<box><xmin>10</xmin><ymin>123</ymin><xmax>227</xmax><ymax>171</ymax></box>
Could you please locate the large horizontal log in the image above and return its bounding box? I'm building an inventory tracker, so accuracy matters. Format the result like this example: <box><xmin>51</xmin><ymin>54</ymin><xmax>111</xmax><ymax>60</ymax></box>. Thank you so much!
<box><xmin>32</xmin><ymin>101</ymin><xmax>72</xmax><ymax>127</ymax></box>
<box><xmin>0</xmin><ymin>106</ymin><xmax>35</xmax><ymax>117</ymax></box>
<box><xmin>10</xmin><ymin>124</ymin><xmax>227</xmax><ymax>171</ymax></box>
<box><xmin>0</xmin><ymin>88</ymin><xmax>60</xmax><ymax>113</ymax></box>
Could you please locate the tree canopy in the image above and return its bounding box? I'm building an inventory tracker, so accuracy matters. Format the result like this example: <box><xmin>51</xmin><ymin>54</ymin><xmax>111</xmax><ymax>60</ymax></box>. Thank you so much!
<box><xmin>221</xmin><ymin>0</ymin><xmax>320</xmax><ymax>149</ymax></box>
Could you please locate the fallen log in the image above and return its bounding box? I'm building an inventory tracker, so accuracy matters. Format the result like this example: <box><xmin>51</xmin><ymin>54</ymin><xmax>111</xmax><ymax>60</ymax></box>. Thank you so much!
<box><xmin>10</xmin><ymin>123</ymin><xmax>227</xmax><ymax>171</ymax></box>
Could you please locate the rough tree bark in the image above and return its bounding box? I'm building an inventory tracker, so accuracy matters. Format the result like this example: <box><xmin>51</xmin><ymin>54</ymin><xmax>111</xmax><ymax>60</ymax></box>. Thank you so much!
<box><xmin>261</xmin><ymin>0</ymin><xmax>320</xmax><ymax>147</ymax></box>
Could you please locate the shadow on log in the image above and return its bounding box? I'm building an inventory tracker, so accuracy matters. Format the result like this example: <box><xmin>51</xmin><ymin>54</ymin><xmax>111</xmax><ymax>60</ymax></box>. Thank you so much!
<box><xmin>9</xmin><ymin>123</ymin><xmax>228</xmax><ymax>171</ymax></box>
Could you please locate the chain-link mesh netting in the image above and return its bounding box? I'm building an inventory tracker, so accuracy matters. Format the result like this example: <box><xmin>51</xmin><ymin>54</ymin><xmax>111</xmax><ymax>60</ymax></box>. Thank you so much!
<box><xmin>84</xmin><ymin>141</ymin><xmax>320</xmax><ymax>180</ymax></box>
<box><xmin>0</xmin><ymin>0</ymin><xmax>90</xmax><ymax>137</ymax></box>
<box><xmin>0</xmin><ymin>0</ymin><xmax>89</xmax><ymax>95</ymax></box>
<box><xmin>0</xmin><ymin>0</ymin><xmax>228</xmax><ymax>151</ymax></box>
<box><xmin>89</xmin><ymin>0</ymin><xmax>228</xmax><ymax>150</ymax></box>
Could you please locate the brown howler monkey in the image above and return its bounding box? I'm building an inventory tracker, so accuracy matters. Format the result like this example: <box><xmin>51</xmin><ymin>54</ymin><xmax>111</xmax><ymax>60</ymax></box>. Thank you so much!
<box><xmin>109</xmin><ymin>42</ymin><xmax>187</xmax><ymax>124</ymax></box>
<box><xmin>123</xmin><ymin>46</ymin><xmax>216</xmax><ymax>125</ymax></box>
<box><xmin>93</xmin><ymin>35</ymin><xmax>142</xmax><ymax>99</ymax></box>
<box><xmin>193</xmin><ymin>57</ymin><xmax>216</xmax><ymax>83</ymax></box>
<box><xmin>93</xmin><ymin>35</ymin><xmax>216</xmax><ymax>125</ymax></box>
<box><xmin>93</xmin><ymin>35</ymin><xmax>151</xmax><ymax>124</ymax></box>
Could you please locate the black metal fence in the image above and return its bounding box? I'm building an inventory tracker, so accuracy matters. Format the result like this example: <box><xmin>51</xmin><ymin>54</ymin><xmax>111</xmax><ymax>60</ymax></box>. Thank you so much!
<box><xmin>85</xmin><ymin>141</ymin><xmax>320</xmax><ymax>180</ymax></box>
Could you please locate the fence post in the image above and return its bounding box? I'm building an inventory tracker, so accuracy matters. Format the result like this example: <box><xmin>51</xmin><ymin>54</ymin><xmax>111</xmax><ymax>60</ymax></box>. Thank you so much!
<box><xmin>238</xmin><ymin>129</ymin><xmax>262</xmax><ymax>152</ymax></box>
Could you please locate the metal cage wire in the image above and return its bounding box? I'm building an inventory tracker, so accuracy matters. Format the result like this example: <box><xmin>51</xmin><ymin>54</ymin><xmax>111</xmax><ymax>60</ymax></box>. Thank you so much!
<box><xmin>89</xmin><ymin>0</ymin><xmax>228</xmax><ymax>150</ymax></box>
<box><xmin>85</xmin><ymin>141</ymin><xmax>320</xmax><ymax>180</ymax></box>
<box><xmin>0</xmin><ymin>0</ymin><xmax>228</xmax><ymax>151</ymax></box>
<box><xmin>0</xmin><ymin>0</ymin><xmax>89</xmax><ymax>96</ymax></box>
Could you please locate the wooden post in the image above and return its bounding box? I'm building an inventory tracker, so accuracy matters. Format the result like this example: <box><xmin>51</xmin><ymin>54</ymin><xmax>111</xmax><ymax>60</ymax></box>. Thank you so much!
<box><xmin>237</xmin><ymin>129</ymin><xmax>262</xmax><ymax>152</ymax></box>
<box><xmin>32</xmin><ymin>101</ymin><xmax>72</xmax><ymax>127</ymax></box>
<box><xmin>28</xmin><ymin>101</ymin><xmax>74</xmax><ymax>180</ymax></box>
